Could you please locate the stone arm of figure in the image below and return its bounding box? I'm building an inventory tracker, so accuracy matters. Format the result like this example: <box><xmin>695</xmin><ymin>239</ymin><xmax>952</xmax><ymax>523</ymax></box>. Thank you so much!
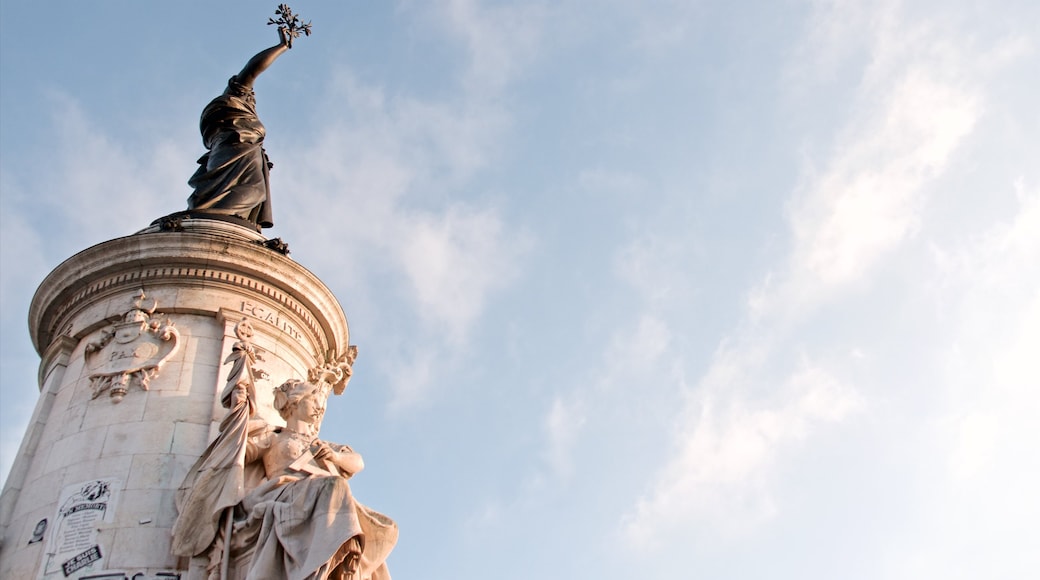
<box><xmin>314</xmin><ymin>441</ymin><xmax>364</xmax><ymax>477</ymax></box>
<box><xmin>234</xmin><ymin>27</ymin><xmax>291</xmax><ymax>88</ymax></box>
<box><xmin>243</xmin><ymin>430</ymin><xmax>273</xmax><ymax>465</ymax></box>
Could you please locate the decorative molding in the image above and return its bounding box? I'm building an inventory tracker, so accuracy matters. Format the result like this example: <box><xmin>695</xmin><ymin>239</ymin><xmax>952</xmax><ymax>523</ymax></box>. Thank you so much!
<box><xmin>44</xmin><ymin>266</ymin><xmax>329</xmax><ymax>356</ymax></box>
<box><xmin>84</xmin><ymin>291</ymin><xmax>180</xmax><ymax>403</ymax></box>
<box><xmin>308</xmin><ymin>344</ymin><xmax>359</xmax><ymax>396</ymax></box>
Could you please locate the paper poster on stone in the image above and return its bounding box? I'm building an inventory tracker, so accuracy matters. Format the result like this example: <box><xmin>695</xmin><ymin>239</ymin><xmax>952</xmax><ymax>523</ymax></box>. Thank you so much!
<box><xmin>39</xmin><ymin>478</ymin><xmax>121</xmax><ymax>579</ymax></box>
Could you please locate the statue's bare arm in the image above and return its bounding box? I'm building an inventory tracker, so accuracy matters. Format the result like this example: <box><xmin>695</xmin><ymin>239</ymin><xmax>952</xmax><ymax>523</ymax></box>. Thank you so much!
<box><xmin>315</xmin><ymin>441</ymin><xmax>365</xmax><ymax>477</ymax></box>
<box><xmin>235</xmin><ymin>28</ymin><xmax>290</xmax><ymax>88</ymax></box>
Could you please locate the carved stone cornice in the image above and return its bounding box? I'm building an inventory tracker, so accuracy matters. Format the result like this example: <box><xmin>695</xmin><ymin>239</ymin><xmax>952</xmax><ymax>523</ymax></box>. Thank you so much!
<box><xmin>30</xmin><ymin>220</ymin><xmax>350</xmax><ymax>363</ymax></box>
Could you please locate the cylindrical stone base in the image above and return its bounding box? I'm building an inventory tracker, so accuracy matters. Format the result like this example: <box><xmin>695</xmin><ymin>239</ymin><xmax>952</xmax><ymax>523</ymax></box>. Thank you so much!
<box><xmin>0</xmin><ymin>219</ymin><xmax>350</xmax><ymax>579</ymax></box>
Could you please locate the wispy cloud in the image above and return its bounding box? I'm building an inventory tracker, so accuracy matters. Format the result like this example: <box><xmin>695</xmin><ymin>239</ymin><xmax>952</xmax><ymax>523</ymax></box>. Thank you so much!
<box><xmin>621</xmin><ymin>0</ymin><xmax>988</xmax><ymax>546</ymax></box>
<box><xmin>0</xmin><ymin>94</ymin><xmax>196</xmax><ymax>488</ymax></box>
<box><xmin>536</xmin><ymin>312</ymin><xmax>673</xmax><ymax>477</ymax></box>
<box><xmin>935</xmin><ymin>179</ymin><xmax>1040</xmax><ymax>481</ymax></box>
<box><xmin>613</xmin><ymin>233</ymin><xmax>696</xmax><ymax>306</ymax></box>
<box><xmin>273</xmin><ymin>4</ymin><xmax>543</xmax><ymax>407</ymax></box>
<box><xmin>4</xmin><ymin>94</ymin><xmax>193</xmax><ymax>251</ymax></box>
<box><xmin>543</xmin><ymin>395</ymin><xmax>586</xmax><ymax>481</ymax></box>
<box><xmin>786</xmin><ymin>72</ymin><xmax>977</xmax><ymax>293</ymax></box>
<box><xmin>442</xmin><ymin>0</ymin><xmax>546</xmax><ymax>94</ymax></box>
<box><xmin>623</xmin><ymin>355</ymin><xmax>862</xmax><ymax>544</ymax></box>
<box><xmin>878</xmin><ymin>178</ymin><xmax>1040</xmax><ymax>578</ymax></box>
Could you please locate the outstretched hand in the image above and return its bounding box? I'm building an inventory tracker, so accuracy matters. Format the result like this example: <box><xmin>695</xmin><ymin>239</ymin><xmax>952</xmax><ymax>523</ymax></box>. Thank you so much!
<box><xmin>267</xmin><ymin>4</ymin><xmax>311</xmax><ymax>49</ymax></box>
<box><xmin>313</xmin><ymin>441</ymin><xmax>335</xmax><ymax>461</ymax></box>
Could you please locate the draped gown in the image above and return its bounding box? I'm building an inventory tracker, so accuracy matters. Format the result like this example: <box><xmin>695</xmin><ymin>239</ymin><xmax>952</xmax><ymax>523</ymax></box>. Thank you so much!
<box><xmin>186</xmin><ymin>81</ymin><xmax>274</xmax><ymax>228</ymax></box>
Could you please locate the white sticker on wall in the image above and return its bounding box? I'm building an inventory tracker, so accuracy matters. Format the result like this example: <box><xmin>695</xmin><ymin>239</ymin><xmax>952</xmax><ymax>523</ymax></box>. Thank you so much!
<box><xmin>39</xmin><ymin>477</ymin><xmax>121</xmax><ymax>579</ymax></box>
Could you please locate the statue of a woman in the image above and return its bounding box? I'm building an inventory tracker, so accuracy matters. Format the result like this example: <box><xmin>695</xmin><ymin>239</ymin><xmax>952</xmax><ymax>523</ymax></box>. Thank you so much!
<box><xmin>233</xmin><ymin>380</ymin><xmax>397</xmax><ymax>579</ymax></box>
<box><xmin>173</xmin><ymin>375</ymin><xmax>396</xmax><ymax>580</ymax></box>
<box><xmin>186</xmin><ymin>28</ymin><xmax>290</xmax><ymax>229</ymax></box>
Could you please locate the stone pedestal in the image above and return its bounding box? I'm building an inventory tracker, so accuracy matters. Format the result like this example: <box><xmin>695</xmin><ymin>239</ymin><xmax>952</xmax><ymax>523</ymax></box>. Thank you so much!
<box><xmin>0</xmin><ymin>219</ymin><xmax>350</xmax><ymax>579</ymax></box>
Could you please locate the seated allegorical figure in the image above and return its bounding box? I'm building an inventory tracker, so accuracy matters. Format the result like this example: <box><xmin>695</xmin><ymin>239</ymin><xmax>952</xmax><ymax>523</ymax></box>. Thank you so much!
<box><xmin>234</xmin><ymin>379</ymin><xmax>397</xmax><ymax>579</ymax></box>
<box><xmin>172</xmin><ymin>338</ymin><xmax>396</xmax><ymax>580</ymax></box>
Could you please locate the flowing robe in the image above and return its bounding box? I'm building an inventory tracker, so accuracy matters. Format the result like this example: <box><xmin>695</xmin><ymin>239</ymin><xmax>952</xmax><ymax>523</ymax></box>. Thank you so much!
<box><xmin>171</xmin><ymin>343</ymin><xmax>262</xmax><ymax>557</ymax></box>
<box><xmin>187</xmin><ymin>84</ymin><xmax>274</xmax><ymax>228</ymax></box>
<box><xmin>234</xmin><ymin>433</ymin><xmax>397</xmax><ymax>580</ymax></box>
<box><xmin>172</xmin><ymin>363</ymin><xmax>397</xmax><ymax>579</ymax></box>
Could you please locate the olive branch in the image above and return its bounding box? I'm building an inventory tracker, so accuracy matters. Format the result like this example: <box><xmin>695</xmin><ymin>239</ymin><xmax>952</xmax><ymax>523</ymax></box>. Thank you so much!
<box><xmin>268</xmin><ymin>4</ymin><xmax>313</xmax><ymax>47</ymax></box>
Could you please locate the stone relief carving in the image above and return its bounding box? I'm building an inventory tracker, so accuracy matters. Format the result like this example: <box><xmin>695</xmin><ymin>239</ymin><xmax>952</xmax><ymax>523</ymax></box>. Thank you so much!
<box><xmin>84</xmin><ymin>291</ymin><xmax>180</xmax><ymax>403</ymax></box>
<box><xmin>172</xmin><ymin>337</ymin><xmax>395</xmax><ymax>579</ymax></box>
<box><xmin>310</xmin><ymin>344</ymin><xmax>358</xmax><ymax>396</ymax></box>
<box><xmin>224</xmin><ymin>319</ymin><xmax>269</xmax><ymax>395</ymax></box>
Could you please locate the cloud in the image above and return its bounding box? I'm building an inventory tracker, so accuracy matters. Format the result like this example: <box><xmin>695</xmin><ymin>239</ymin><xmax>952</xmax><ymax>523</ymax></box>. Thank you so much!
<box><xmin>534</xmin><ymin>313</ymin><xmax>673</xmax><ymax>480</ymax></box>
<box><xmin>622</xmin><ymin>356</ymin><xmax>861</xmax><ymax>545</ymax></box>
<box><xmin>612</xmin><ymin>232</ymin><xmax>694</xmax><ymax>306</ymax></box>
<box><xmin>441</xmin><ymin>0</ymin><xmax>546</xmax><ymax>94</ymax></box>
<box><xmin>543</xmin><ymin>395</ymin><xmax>586</xmax><ymax>481</ymax></box>
<box><xmin>878</xmin><ymin>178</ymin><xmax>1040</xmax><ymax>579</ymax></box>
<box><xmin>607</xmin><ymin>315</ymin><xmax>672</xmax><ymax>370</ymax></box>
<box><xmin>487</xmin><ymin>308</ymin><xmax>676</xmax><ymax>517</ymax></box>
<box><xmin>787</xmin><ymin>71</ymin><xmax>978</xmax><ymax>292</ymax></box>
<box><xmin>269</xmin><ymin>3</ymin><xmax>544</xmax><ymax>407</ymax></box>
<box><xmin>0</xmin><ymin>95</ymin><xmax>196</xmax><ymax>488</ymax></box>
<box><xmin>399</xmin><ymin>205</ymin><xmax>527</xmax><ymax>339</ymax></box>
<box><xmin>279</xmin><ymin>76</ymin><xmax>532</xmax><ymax>406</ymax></box>
<box><xmin>621</xmin><ymin>0</ymin><xmax>987</xmax><ymax>547</ymax></box>
<box><xmin>5</xmin><ymin>94</ymin><xmax>193</xmax><ymax>250</ymax></box>
<box><xmin>936</xmin><ymin>179</ymin><xmax>1040</xmax><ymax>482</ymax></box>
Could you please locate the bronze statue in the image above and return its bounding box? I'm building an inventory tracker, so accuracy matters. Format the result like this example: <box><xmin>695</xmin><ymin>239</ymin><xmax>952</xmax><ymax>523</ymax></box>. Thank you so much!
<box><xmin>186</xmin><ymin>5</ymin><xmax>311</xmax><ymax>230</ymax></box>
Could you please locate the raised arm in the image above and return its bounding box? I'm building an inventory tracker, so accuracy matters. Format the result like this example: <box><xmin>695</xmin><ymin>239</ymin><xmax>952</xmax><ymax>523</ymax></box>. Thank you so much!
<box><xmin>234</xmin><ymin>28</ymin><xmax>291</xmax><ymax>89</ymax></box>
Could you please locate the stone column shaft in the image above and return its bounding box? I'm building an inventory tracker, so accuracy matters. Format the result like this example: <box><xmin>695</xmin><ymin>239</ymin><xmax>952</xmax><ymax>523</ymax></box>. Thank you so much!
<box><xmin>0</xmin><ymin>221</ymin><xmax>350</xmax><ymax>579</ymax></box>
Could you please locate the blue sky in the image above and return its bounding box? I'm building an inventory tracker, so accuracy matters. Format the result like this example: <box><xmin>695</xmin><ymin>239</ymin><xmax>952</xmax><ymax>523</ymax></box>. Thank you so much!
<box><xmin>2</xmin><ymin>1</ymin><xmax>1038</xmax><ymax>578</ymax></box>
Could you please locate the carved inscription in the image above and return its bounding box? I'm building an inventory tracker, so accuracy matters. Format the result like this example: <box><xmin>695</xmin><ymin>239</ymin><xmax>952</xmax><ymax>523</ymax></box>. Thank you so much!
<box><xmin>239</xmin><ymin>300</ymin><xmax>304</xmax><ymax>342</ymax></box>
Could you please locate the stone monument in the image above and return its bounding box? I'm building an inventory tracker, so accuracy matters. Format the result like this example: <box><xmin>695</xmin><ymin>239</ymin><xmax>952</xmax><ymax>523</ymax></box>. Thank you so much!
<box><xmin>0</xmin><ymin>6</ymin><xmax>397</xmax><ymax>579</ymax></box>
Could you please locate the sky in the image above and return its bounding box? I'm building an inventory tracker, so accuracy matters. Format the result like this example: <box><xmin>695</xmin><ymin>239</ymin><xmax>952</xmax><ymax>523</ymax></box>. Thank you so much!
<box><xmin>1</xmin><ymin>1</ymin><xmax>1038</xmax><ymax>578</ymax></box>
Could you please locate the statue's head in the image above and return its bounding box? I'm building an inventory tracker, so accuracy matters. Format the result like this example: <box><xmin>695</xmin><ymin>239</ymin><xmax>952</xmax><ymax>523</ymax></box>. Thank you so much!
<box><xmin>273</xmin><ymin>379</ymin><xmax>328</xmax><ymax>424</ymax></box>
